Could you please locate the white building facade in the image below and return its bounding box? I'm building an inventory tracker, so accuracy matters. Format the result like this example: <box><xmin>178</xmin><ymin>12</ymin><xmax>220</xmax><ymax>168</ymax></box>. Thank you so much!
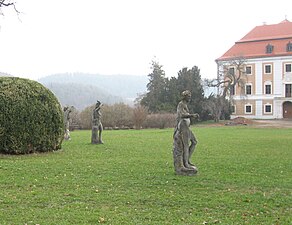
<box><xmin>216</xmin><ymin>20</ymin><xmax>292</xmax><ymax>119</ymax></box>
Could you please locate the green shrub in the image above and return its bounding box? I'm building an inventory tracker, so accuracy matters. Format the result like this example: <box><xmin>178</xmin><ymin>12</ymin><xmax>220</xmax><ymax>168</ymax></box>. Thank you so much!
<box><xmin>0</xmin><ymin>77</ymin><xmax>64</xmax><ymax>154</ymax></box>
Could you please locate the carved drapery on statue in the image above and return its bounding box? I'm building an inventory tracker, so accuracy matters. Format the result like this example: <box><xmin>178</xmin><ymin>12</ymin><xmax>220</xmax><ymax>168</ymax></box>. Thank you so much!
<box><xmin>173</xmin><ymin>90</ymin><xmax>198</xmax><ymax>175</ymax></box>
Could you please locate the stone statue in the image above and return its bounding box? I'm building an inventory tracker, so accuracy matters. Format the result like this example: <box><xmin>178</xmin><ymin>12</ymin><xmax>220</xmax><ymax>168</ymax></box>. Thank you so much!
<box><xmin>91</xmin><ymin>100</ymin><xmax>103</xmax><ymax>144</ymax></box>
<box><xmin>63</xmin><ymin>106</ymin><xmax>72</xmax><ymax>140</ymax></box>
<box><xmin>173</xmin><ymin>90</ymin><xmax>199</xmax><ymax>175</ymax></box>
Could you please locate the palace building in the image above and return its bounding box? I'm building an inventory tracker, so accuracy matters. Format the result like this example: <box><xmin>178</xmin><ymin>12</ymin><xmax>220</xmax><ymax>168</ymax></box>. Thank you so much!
<box><xmin>216</xmin><ymin>19</ymin><xmax>292</xmax><ymax>119</ymax></box>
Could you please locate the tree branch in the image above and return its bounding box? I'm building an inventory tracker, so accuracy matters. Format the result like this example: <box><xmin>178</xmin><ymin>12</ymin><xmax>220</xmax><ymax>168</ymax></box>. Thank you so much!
<box><xmin>0</xmin><ymin>0</ymin><xmax>19</xmax><ymax>14</ymax></box>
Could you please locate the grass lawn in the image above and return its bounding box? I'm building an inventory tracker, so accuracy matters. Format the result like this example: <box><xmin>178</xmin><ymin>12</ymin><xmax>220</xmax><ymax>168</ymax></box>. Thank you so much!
<box><xmin>0</xmin><ymin>125</ymin><xmax>291</xmax><ymax>224</ymax></box>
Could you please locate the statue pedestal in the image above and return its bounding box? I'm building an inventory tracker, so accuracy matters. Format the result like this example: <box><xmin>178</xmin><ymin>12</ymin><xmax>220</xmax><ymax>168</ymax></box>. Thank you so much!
<box><xmin>91</xmin><ymin>126</ymin><xmax>103</xmax><ymax>144</ymax></box>
<box><xmin>175</xmin><ymin>167</ymin><xmax>197</xmax><ymax>176</ymax></box>
<box><xmin>173</xmin><ymin>127</ymin><xmax>198</xmax><ymax>176</ymax></box>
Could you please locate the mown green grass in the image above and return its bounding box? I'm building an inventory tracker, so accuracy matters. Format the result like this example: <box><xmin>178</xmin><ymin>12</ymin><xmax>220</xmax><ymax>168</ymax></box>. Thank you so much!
<box><xmin>0</xmin><ymin>126</ymin><xmax>291</xmax><ymax>224</ymax></box>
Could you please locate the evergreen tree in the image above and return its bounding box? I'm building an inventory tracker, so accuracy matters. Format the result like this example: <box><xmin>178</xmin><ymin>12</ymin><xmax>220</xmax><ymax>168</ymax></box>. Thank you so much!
<box><xmin>141</xmin><ymin>62</ymin><xmax>205</xmax><ymax>116</ymax></box>
<box><xmin>141</xmin><ymin>60</ymin><xmax>168</xmax><ymax>112</ymax></box>
<box><xmin>176</xmin><ymin>66</ymin><xmax>205</xmax><ymax>115</ymax></box>
<box><xmin>165</xmin><ymin>77</ymin><xmax>180</xmax><ymax>112</ymax></box>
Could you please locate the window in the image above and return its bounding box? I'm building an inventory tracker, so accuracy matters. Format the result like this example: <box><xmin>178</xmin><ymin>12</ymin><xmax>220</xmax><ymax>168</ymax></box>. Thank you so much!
<box><xmin>287</xmin><ymin>42</ymin><xmax>292</xmax><ymax>52</ymax></box>
<box><xmin>230</xmin><ymin>85</ymin><xmax>235</xmax><ymax>95</ymax></box>
<box><xmin>265</xmin><ymin>84</ymin><xmax>271</xmax><ymax>94</ymax></box>
<box><xmin>245</xmin><ymin>84</ymin><xmax>252</xmax><ymax>95</ymax></box>
<box><xmin>231</xmin><ymin>105</ymin><xmax>236</xmax><ymax>114</ymax></box>
<box><xmin>264</xmin><ymin>104</ymin><xmax>272</xmax><ymax>113</ymax></box>
<box><xmin>285</xmin><ymin>84</ymin><xmax>292</xmax><ymax>97</ymax></box>
<box><xmin>228</xmin><ymin>67</ymin><xmax>235</xmax><ymax>75</ymax></box>
<box><xmin>245</xmin><ymin>66</ymin><xmax>252</xmax><ymax>75</ymax></box>
<box><xmin>266</xmin><ymin>44</ymin><xmax>274</xmax><ymax>54</ymax></box>
<box><xmin>245</xmin><ymin>105</ymin><xmax>252</xmax><ymax>114</ymax></box>
<box><xmin>265</xmin><ymin>64</ymin><xmax>272</xmax><ymax>74</ymax></box>
<box><xmin>285</xmin><ymin>63</ymin><xmax>292</xmax><ymax>73</ymax></box>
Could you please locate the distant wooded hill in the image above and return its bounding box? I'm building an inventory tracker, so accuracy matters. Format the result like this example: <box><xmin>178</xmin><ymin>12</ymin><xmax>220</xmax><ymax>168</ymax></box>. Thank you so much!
<box><xmin>0</xmin><ymin>72</ymin><xmax>14</xmax><ymax>77</ymax></box>
<box><xmin>38</xmin><ymin>73</ymin><xmax>148</xmax><ymax>110</ymax></box>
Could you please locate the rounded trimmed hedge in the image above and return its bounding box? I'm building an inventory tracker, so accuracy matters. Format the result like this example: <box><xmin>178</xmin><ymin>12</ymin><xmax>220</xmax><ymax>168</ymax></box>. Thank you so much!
<box><xmin>0</xmin><ymin>77</ymin><xmax>64</xmax><ymax>154</ymax></box>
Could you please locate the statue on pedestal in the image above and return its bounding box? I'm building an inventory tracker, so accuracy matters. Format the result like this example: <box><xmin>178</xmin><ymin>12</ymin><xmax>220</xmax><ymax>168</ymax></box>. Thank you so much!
<box><xmin>173</xmin><ymin>90</ymin><xmax>199</xmax><ymax>175</ymax></box>
<box><xmin>91</xmin><ymin>100</ymin><xmax>103</xmax><ymax>144</ymax></box>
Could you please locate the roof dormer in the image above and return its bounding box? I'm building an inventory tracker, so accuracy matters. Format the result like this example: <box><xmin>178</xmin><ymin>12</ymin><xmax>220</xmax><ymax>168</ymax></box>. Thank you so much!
<box><xmin>287</xmin><ymin>41</ymin><xmax>292</xmax><ymax>52</ymax></box>
<box><xmin>266</xmin><ymin>44</ymin><xmax>274</xmax><ymax>54</ymax></box>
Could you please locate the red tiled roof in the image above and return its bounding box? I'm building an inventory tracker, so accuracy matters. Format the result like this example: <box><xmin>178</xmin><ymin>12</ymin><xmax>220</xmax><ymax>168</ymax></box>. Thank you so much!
<box><xmin>217</xmin><ymin>20</ymin><xmax>292</xmax><ymax>61</ymax></box>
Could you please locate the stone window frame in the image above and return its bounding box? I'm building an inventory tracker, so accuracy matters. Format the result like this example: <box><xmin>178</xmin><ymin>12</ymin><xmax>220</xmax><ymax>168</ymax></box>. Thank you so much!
<box><xmin>245</xmin><ymin>65</ymin><xmax>252</xmax><ymax>75</ymax></box>
<box><xmin>231</xmin><ymin>105</ymin><xmax>236</xmax><ymax>114</ymax></box>
<box><xmin>230</xmin><ymin>85</ymin><xmax>236</xmax><ymax>96</ymax></box>
<box><xmin>264</xmin><ymin>64</ymin><xmax>272</xmax><ymax>74</ymax></box>
<box><xmin>264</xmin><ymin>81</ymin><xmax>272</xmax><ymax>95</ymax></box>
<box><xmin>284</xmin><ymin>63</ymin><xmax>292</xmax><ymax>73</ymax></box>
<box><xmin>245</xmin><ymin>104</ymin><xmax>252</xmax><ymax>114</ymax></box>
<box><xmin>245</xmin><ymin>83</ymin><xmax>252</xmax><ymax>95</ymax></box>
<box><xmin>264</xmin><ymin>103</ymin><xmax>272</xmax><ymax>114</ymax></box>
<box><xmin>228</xmin><ymin>66</ymin><xmax>235</xmax><ymax>76</ymax></box>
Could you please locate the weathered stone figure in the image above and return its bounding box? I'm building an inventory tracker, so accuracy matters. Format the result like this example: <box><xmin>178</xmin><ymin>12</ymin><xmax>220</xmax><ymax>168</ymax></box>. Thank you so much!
<box><xmin>91</xmin><ymin>100</ymin><xmax>103</xmax><ymax>144</ymax></box>
<box><xmin>173</xmin><ymin>90</ymin><xmax>199</xmax><ymax>175</ymax></box>
<box><xmin>63</xmin><ymin>106</ymin><xmax>72</xmax><ymax>140</ymax></box>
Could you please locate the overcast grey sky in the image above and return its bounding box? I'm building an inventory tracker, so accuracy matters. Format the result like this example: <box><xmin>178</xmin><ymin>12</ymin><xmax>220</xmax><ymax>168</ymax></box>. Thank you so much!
<box><xmin>0</xmin><ymin>0</ymin><xmax>291</xmax><ymax>80</ymax></box>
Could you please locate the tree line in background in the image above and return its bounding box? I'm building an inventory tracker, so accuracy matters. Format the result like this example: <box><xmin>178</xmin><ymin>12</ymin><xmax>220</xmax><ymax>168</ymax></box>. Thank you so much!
<box><xmin>140</xmin><ymin>60</ymin><xmax>205</xmax><ymax>115</ymax></box>
<box><xmin>68</xmin><ymin>60</ymin><xmax>232</xmax><ymax>130</ymax></box>
<box><xmin>69</xmin><ymin>103</ymin><xmax>176</xmax><ymax>130</ymax></box>
<box><xmin>139</xmin><ymin>60</ymin><xmax>231</xmax><ymax>122</ymax></box>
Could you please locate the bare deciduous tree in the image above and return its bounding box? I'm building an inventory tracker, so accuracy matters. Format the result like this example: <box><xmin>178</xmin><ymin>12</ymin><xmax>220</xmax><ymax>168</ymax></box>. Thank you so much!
<box><xmin>0</xmin><ymin>0</ymin><xmax>19</xmax><ymax>16</ymax></box>
<box><xmin>132</xmin><ymin>105</ymin><xmax>148</xmax><ymax>129</ymax></box>
<box><xmin>204</xmin><ymin>56</ymin><xmax>247</xmax><ymax>122</ymax></box>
